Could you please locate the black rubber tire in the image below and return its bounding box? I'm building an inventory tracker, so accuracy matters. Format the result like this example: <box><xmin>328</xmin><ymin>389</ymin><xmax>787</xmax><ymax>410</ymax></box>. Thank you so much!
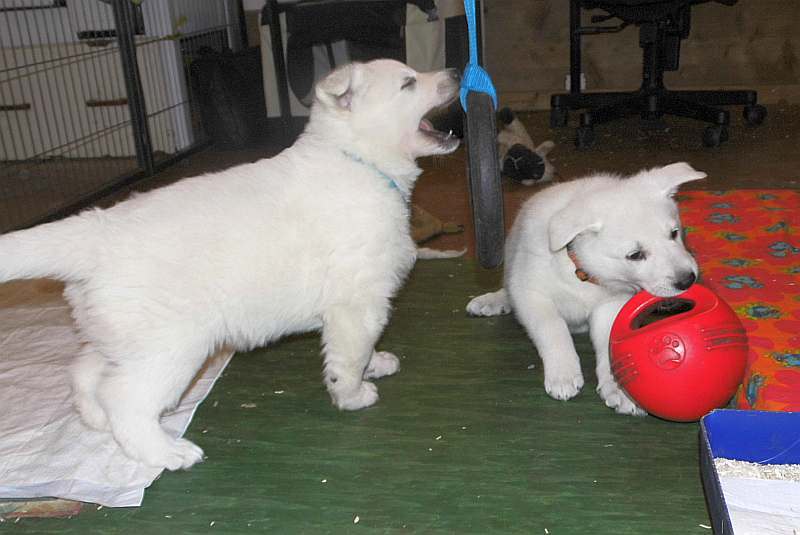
<box><xmin>575</xmin><ymin>125</ymin><xmax>595</xmax><ymax>150</ymax></box>
<box><xmin>743</xmin><ymin>104</ymin><xmax>767</xmax><ymax>127</ymax></box>
<box><xmin>703</xmin><ymin>125</ymin><xmax>727</xmax><ymax>147</ymax></box>
<box><xmin>550</xmin><ymin>106</ymin><xmax>568</xmax><ymax>128</ymax></box>
<box><xmin>465</xmin><ymin>91</ymin><xmax>504</xmax><ymax>269</ymax></box>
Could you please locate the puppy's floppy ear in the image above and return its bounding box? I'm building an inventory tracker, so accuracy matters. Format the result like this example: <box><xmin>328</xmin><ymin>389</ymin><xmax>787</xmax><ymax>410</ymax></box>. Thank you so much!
<box><xmin>548</xmin><ymin>204</ymin><xmax>603</xmax><ymax>252</ymax></box>
<box><xmin>653</xmin><ymin>162</ymin><xmax>707</xmax><ymax>197</ymax></box>
<box><xmin>315</xmin><ymin>63</ymin><xmax>363</xmax><ymax>111</ymax></box>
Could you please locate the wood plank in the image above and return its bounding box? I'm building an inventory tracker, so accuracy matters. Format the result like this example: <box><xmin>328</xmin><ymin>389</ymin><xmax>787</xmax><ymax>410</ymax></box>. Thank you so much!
<box><xmin>485</xmin><ymin>0</ymin><xmax>800</xmax><ymax>104</ymax></box>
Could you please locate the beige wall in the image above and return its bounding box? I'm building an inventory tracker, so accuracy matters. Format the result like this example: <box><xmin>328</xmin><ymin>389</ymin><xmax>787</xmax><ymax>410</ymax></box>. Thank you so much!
<box><xmin>485</xmin><ymin>0</ymin><xmax>800</xmax><ymax>110</ymax></box>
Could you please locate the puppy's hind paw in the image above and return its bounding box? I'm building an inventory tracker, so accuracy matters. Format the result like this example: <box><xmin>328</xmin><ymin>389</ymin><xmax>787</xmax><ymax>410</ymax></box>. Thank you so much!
<box><xmin>544</xmin><ymin>372</ymin><xmax>585</xmax><ymax>401</ymax></box>
<box><xmin>75</xmin><ymin>395</ymin><xmax>110</xmax><ymax>431</ymax></box>
<box><xmin>332</xmin><ymin>381</ymin><xmax>379</xmax><ymax>411</ymax></box>
<box><xmin>363</xmin><ymin>351</ymin><xmax>400</xmax><ymax>380</ymax></box>
<box><xmin>597</xmin><ymin>381</ymin><xmax>647</xmax><ymax>417</ymax></box>
<box><xmin>466</xmin><ymin>290</ymin><xmax>511</xmax><ymax>317</ymax></box>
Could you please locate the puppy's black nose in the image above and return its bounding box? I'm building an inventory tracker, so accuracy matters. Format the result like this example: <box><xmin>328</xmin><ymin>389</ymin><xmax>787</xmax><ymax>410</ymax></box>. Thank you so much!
<box><xmin>675</xmin><ymin>271</ymin><xmax>696</xmax><ymax>291</ymax></box>
<box><xmin>446</xmin><ymin>68</ymin><xmax>460</xmax><ymax>82</ymax></box>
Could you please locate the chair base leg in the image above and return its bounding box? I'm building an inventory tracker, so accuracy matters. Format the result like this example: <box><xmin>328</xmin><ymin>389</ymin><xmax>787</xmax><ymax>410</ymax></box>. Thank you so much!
<box><xmin>552</xmin><ymin>87</ymin><xmax>765</xmax><ymax>148</ymax></box>
<box><xmin>662</xmin><ymin>95</ymin><xmax>729</xmax><ymax>126</ymax></box>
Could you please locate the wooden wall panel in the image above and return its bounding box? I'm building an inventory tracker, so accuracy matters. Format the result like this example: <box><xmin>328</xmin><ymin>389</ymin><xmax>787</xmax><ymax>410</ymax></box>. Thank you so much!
<box><xmin>485</xmin><ymin>0</ymin><xmax>800</xmax><ymax>109</ymax></box>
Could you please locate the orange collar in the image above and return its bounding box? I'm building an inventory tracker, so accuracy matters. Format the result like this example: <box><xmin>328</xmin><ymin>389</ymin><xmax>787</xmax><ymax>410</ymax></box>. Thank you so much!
<box><xmin>566</xmin><ymin>243</ymin><xmax>599</xmax><ymax>284</ymax></box>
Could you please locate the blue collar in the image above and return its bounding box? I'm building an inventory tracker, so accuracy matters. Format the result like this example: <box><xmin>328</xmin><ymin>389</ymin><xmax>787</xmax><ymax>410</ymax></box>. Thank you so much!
<box><xmin>341</xmin><ymin>150</ymin><xmax>408</xmax><ymax>201</ymax></box>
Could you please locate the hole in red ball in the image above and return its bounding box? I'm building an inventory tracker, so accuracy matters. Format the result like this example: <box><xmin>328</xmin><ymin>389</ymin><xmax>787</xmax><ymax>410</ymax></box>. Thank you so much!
<box><xmin>631</xmin><ymin>298</ymin><xmax>695</xmax><ymax>329</ymax></box>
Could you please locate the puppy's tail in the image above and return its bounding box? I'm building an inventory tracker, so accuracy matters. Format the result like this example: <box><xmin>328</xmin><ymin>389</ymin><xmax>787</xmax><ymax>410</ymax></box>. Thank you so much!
<box><xmin>417</xmin><ymin>247</ymin><xmax>467</xmax><ymax>260</ymax></box>
<box><xmin>0</xmin><ymin>213</ymin><xmax>97</xmax><ymax>282</ymax></box>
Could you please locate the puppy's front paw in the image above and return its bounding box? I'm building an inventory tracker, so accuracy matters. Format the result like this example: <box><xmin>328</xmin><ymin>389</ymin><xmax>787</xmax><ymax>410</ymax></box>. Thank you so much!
<box><xmin>466</xmin><ymin>291</ymin><xmax>511</xmax><ymax>317</ymax></box>
<box><xmin>332</xmin><ymin>381</ymin><xmax>379</xmax><ymax>411</ymax></box>
<box><xmin>597</xmin><ymin>381</ymin><xmax>647</xmax><ymax>417</ymax></box>
<box><xmin>160</xmin><ymin>438</ymin><xmax>206</xmax><ymax>471</ymax></box>
<box><xmin>363</xmin><ymin>351</ymin><xmax>400</xmax><ymax>379</ymax></box>
<box><xmin>125</xmin><ymin>435</ymin><xmax>205</xmax><ymax>471</ymax></box>
<box><xmin>544</xmin><ymin>372</ymin><xmax>585</xmax><ymax>401</ymax></box>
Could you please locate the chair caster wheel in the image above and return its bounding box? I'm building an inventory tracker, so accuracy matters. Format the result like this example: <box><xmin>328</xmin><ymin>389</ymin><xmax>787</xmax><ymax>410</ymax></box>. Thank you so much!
<box><xmin>743</xmin><ymin>104</ymin><xmax>766</xmax><ymax>126</ymax></box>
<box><xmin>550</xmin><ymin>106</ymin><xmax>568</xmax><ymax>128</ymax></box>
<box><xmin>575</xmin><ymin>125</ymin><xmax>595</xmax><ymax>149</ymax></box>
<box><xmin>703</xmin><ymin>125</ymin><xmax>728</xmax><ymax>147</ymax></box>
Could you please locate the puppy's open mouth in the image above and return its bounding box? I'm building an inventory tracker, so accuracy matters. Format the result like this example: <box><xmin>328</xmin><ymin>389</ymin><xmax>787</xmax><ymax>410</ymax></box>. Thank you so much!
<box><xmin>419</xmin><ymin>117</ymin><xmax>459</xmax><ymax>151</ymax></box>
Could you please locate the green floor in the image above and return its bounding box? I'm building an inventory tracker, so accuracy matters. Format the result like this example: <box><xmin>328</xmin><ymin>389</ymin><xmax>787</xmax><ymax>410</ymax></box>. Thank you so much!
<box><xmin>15</xmin><ymin>260</ymin><xmax>711</xmax><ymax>534</ymax></box>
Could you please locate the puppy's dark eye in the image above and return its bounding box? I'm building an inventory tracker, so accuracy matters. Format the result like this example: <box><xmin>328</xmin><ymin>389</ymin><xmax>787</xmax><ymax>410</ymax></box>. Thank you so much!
<box><xmin>670</xmin><ymin>228</ymin><xmax>680</xmax><ymax>240</ymax></box>
<box><xmin>401</xmin><ymin>77</ymin><xmax>416</xmax><ymax>90</ymax></box>
<box><xmin>626</xmin><ymin>250</ymin><xmax>646</xmax><ymax>261</ymax></box>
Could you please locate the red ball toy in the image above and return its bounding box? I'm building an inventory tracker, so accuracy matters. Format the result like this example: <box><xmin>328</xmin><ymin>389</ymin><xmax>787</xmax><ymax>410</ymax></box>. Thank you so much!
<box><xmin>609</xmin><ymin>283</ymin><xmax>748</xmax><ymax>422</ymax></box>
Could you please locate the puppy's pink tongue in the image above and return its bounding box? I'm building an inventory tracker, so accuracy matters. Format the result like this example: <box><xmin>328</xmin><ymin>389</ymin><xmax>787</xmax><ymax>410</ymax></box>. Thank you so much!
<box><xmin>419</xmin><ymin>119</ymin><xmax>434</xmax><ymax>131</ymax></box>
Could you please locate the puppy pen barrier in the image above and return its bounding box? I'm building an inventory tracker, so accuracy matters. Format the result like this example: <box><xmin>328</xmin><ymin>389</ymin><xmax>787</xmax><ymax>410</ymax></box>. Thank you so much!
<box><xmin>0</xmin><ymin>0</ymin><xmax>244</xmax><ymax>233</ymax></box>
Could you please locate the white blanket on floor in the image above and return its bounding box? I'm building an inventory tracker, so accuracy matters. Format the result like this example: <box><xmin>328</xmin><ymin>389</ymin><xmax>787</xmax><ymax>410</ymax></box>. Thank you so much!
<box><xmin>0</xmin><ymin>280</ymin><xmax>233</xmax><ymax>507</ymax></box>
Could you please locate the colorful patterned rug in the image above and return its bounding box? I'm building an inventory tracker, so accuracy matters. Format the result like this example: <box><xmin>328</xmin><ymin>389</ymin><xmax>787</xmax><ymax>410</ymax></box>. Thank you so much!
<box><xmin>679</xmin><ymin>190</ymin><xmax>800</xmax><ymax>412</ymax></box>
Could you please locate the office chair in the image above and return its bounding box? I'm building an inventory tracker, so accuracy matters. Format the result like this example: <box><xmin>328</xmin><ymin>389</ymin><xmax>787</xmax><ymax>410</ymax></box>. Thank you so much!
<box><xmin>550</xmin><ymin>0</ymin><xmax>766</xmax><ymax>149</ymax></box>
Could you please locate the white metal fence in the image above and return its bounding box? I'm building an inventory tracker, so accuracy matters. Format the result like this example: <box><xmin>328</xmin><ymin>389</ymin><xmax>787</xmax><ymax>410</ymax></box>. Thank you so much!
<box><xmin>0</xmin><ymin>0</ymin><xmax>242</xmax><ymax>232</ymax></box>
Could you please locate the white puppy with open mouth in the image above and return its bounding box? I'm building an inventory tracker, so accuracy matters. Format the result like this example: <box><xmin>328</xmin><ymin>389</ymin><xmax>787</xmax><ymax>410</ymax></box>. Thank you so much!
<box><xmin>467</xmin><ymin>163</ymin><xmax>706</xmax><ymax>415</ymax></box>
<box><xmin>0</xmin><ymin>59</ymin><xmax>459</xmax><ymax>470</ymax></box>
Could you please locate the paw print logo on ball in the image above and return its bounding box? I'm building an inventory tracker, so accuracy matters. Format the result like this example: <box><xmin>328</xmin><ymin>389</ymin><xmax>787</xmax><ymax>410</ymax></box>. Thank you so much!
<box><xmin>649</xmin><ymin>333</ymin><xmax>686</xmax><ymax>370</ymax></box>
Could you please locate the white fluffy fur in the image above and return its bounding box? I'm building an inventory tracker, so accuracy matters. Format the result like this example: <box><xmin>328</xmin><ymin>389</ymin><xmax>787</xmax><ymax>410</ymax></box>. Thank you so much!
<box><xmin>0</xmin><ymin>59</ymin><xmax>460</xmax><ymax>470</ymax></box>
<box><xmin>467</xmin><ymin>162</ymin><xmax>706</xmax><ymax>415</ymax></box>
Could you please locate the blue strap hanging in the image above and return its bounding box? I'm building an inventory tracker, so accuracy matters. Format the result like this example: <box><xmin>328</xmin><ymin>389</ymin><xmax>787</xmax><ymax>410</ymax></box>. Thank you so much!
<box><xmin>459</xmin><ymin>0</ymin><xmax>498</xmax><ymax>111</ymax></box>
